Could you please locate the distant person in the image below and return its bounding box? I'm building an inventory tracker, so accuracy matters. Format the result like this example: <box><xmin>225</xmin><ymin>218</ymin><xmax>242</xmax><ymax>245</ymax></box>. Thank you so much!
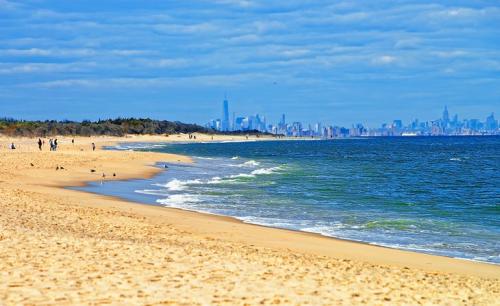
<box><xmin>49</xmin><ymin>139</ymin><xmax>54</xmax><ymax>151</ymax></box>
<box><xmin>92</xmin><ymin>143</ymin><xmax>96</xmax><ymax>151</ymax></box>
<box><xmin>10</xmin><ymin>143</ymin><xmax>16</xmax><ymax>150</ymax></box>
<box><xmin>37</xmin><ymin>138</ymin><xmax>42</xmax><ymax>151</ymax></box>
<box><xmin>72</xmin><ymin>139</ymin><xmax>75</xmax><ymax>145</ymax></box>
<box><xmin>54</xmin><ymin>139</ymin><xmax>58</xmax><ymax>151</ymax></box>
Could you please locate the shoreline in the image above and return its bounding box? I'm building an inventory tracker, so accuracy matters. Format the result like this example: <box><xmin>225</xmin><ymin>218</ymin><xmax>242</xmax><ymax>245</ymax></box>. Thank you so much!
<box><xmin>73</xmin><ymin>167</ymin><xmax>500</xmax><ymax>270</ymax></box>
<box><xmin>70</xmin><ymin>138</ymin><xmax>500</xmax><ymax>278</ymax></box>
<box><xmin>100</xmin><ymin>140</ymin><xmax>500</xmax><ymax>269</ymax></box>
<box><xmin>1</xmin><ymin>134</ymin><xmax>499</xmax><ymax>304</ymax></box>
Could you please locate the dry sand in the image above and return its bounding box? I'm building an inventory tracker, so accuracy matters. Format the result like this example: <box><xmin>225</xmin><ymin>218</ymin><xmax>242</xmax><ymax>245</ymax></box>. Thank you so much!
<box><xmin>0</xmin><ymin>134</ymin><xmax>499</xmax><ymax>305</ymax></box>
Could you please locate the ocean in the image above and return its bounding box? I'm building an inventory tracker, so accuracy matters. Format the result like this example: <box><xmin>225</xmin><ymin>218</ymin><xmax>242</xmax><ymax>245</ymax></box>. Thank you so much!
<box><xmin>76</xmin><ymin>137</ymin><xmax>500</xmax><ymax>264</ymax></box>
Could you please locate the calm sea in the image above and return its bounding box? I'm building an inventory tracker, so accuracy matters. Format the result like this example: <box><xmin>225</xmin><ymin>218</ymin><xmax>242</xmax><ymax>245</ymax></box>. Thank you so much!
<box><xmin>77</xmin><ymin>137</ymin><xmax>500</xmax><ymax>264</ymax></box>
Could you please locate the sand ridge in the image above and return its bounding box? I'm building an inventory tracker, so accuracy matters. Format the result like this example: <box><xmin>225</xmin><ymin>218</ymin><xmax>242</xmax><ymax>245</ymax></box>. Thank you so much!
<box><xmin>0</xmin><ymin>134</ymin><xmax>499</xmax><ymax>305</ymax></box>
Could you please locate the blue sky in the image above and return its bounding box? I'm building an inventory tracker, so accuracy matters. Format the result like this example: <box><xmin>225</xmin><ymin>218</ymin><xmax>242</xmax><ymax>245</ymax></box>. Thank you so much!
<box><xmin>0</xmin><ymin>0</ymin><xmax>499</xmax><ymax>126</ymax></box>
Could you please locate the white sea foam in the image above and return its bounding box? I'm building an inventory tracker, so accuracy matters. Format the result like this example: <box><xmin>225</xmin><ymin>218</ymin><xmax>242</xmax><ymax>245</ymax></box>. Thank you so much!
<box><xmin>238</xmin><ymin>216</ymin><xmax>303</xmax><ymax>228</ymax></box>
<box><xmin>229</xmin><ymin>173</ymin><xmax>255</xmax><ymax>179</ymax></box>
<box><xmin>196</xmin><ymin>156</ymin><xmax>215</xmax><ymax>160</ymax></box>
<box><xmin>206</xmin><ymin>176</ymin><xmax>222</xmax><ymax>184</ymax></box>
<box><xmin>156</xmin><ymin>194</ymin><xmax>202</xmax><ymax>206</ymax></box>
<box><xmin>244</xmin><ymin>160</ymin><xmax>260</xmax><ymax>166</ymax></box>
<box><xmin>134</xmin><ymin>189</ymin><xmax>168</xmax><ymax>196</ymax></box>
<box><xmin>231</xmin><ymin>156</ymin><xmax>239</xmax><ymax>160</ymax></box>
<box><xmin>230</xmin><ymin>160</ymin><xmax>261</xmax><ymax>167</ymax></box>
<box><xmin>165</xmin><ymin>179</ymin><xmax>188</xmax><ymax>191</ymax></box>
<box><xmin>251</xmin><ymin>166</ymin><xmax>282</xmax><ymax>175</ymax></box>
<box><xmin>156</xmin><ymin>175</ymin><xmax>232</xmax><ymax>191</ymax></box>
<box><xmin>450</xmin><ymin>157</ymin><xmax>462</xmax><ymax>161</ymax></box>
<box><xmin>228</xmin><ymin>166</ymin><xmax>283</xmax><ymax>179</ymax></box>
<box><xmin>157</xmin><ymin>178</ymin><xmax>202</xmax><ymax>191</ymax></box>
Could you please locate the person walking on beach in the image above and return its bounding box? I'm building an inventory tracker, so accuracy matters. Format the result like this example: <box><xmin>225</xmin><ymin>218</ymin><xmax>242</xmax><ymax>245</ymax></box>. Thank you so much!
<box><xmin>92</xmin><ymin>143</ymin><xmax>96</xmax><ymax>151</ymax></box>
<box><xmin>49</xmin><ymin>139</ymin><xmax>53</xmax><ymax>151</ymax></box>
<box><xmin>10</xmin><ymin>142</ymin><xmax>16</xmax><ymax>150</ymax></box>
<box><xmin>37</xmin><ymin>138</ymin><xmax>42</xmax><ymax>151</ymax></box>
<box><xmin>54</xmin><ymin>139</ymin><xmax>58</xmax><ymax>151</ymax></box>
<box><xmin>72</xmin><ymin>139</ymin><xmax>75</xmax><ymax>145</ymax></box>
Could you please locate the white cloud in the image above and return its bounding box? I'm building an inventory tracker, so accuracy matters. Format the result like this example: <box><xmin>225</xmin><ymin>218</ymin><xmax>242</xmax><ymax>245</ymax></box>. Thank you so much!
<box><xmin>23</xmin><ymin>73</ymin><xmax>274</xmax><ymax>89</ymax></box>
<box><xmin>0</xmin><ymin>0</ymin><xmax>18</xmax><ymax>10</ymax></box>
<box><xmin>153</xmin><ymin>23</ymin><xmax>218</xmax><ymax>34</ymax></box>
<box><xmin>0</xmin><ymin>48</ymin><xmax>154</xmax><ymax>57</ymax></box>
<box><xmin>372</xmin><ymin>55</ymin><xmax>397</xmax><ymax>65</ymax></box>
<box><xmin>431</xmin><ymin>50</ymin><xmax>468</xmax><ymax>58</ymax></box>
<box><xmin>211</xmin><ymin>0</ymin><xmax>256</xmax><ymax>8</ymax></box>
<box><xmin>0</xmin><ymin>62</ymin><xmax>96</xmax><ymax>74</ymax></box>
<box><xmin>138</xmin><ymin>58</ymin><xmax>189</xmax><ymax>68</ymax></box>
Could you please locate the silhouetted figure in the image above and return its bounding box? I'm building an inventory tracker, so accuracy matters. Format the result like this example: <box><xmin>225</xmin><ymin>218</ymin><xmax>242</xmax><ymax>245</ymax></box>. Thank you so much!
<box><xmin>49</xmin><ymin>139</ymin><xmax>54</xmax><ymax>151</ymax></box>
<box><xmin>54</xmin><ymin>139</ymin><xmax>58</xmax><ymax>151</ymax></box>
<box><xmin>72</xmin><ymin>139</ymin><xmax>75</xmax><ymax>145</ymax></box>
<box><xmin>92</xmin><ymin>143</ymin><xmax>96</xmax><ymax>151</ymax></box>
<box><xmin>10</xmin><ymin>143</ymin><xmax>16</xmax><ymax>150</ymax></box>
<box><xmin>38</xmin><ymin>138</ymin><xmax>42</xmax><ymax>151</ymax></box>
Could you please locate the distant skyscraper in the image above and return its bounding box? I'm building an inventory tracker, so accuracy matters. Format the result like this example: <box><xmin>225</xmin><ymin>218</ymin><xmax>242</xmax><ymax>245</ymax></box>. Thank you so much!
<box><xmin>485</xmin><ymin>113</ymin><xmax>498</xmax><ymax>131</ymax></box>
<box><xmin>222</xmin><ymin>97</ymin><xmax>230</xmax><ymax>131</ymax></box>
<box><xmin>442</xmin><ymin>106</ymin><xmax>450</xmax><ymax>127</ymax></box>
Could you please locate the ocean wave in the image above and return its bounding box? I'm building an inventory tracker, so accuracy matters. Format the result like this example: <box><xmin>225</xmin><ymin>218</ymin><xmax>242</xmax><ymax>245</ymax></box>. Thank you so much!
<box><xmin>251</xmin><ymin>166</ymin><xmax>282</xmax><ymax>175</ymax></box>
<box><xmin>229</xmin><ymin>173</ymin><xmax>255</xmax><ymax>179</ymax></box>
<box><xmin>228</xmin><ymin>166</ymin><xmax>283</xmax><ymax>179</ymax></box>
<box><xmin>134</xmin><ymin>189</ymin><xmax>168</xmax><ymax>196</ymax></box>
<box><xmin>156</xmin><ymin>175</ymin><xmax>237</xmax><ymax>191</ymax></box>
<box><xmin>156</xmin><ymin>194</ymin><xmax>202</xmax><ymax>206</ymax></box>
<box><xmin>229</xmin><ymin>160</ymin><xmax>261</xmax><ymax>168</ymax></box>
<box><xmin>195</xmin><ymin>156</ymin><xmax>216</xmax><ymax>160</ymax></box>
<box><xmin>156</xmin><ymin>179</ymin><xmax>201</xmax><ymax>191</ymax></box>
<box><xmin>238</xmin><ymin>216</ymin><xmax>307</xmax><ymax>228</ymax></box>
<box><xmin>231</xmin><ymin>156</ymin><xmax>239</xmax><ymax>160</ymax></box>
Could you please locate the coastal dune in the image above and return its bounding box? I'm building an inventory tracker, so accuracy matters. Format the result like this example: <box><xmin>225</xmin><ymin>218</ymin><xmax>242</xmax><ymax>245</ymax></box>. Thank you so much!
<box><xmin>0</xmin><ymin>135</ymin><xmax>499</xmax><ymax>305</ymax></box>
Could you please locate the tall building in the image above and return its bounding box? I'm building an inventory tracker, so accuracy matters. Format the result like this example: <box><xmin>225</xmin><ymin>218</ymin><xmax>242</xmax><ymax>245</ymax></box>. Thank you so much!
<box><xmin>442</xmin><ymin>106</ymin><xmax>450</xmax><ymax>128</ymax></box>
<box><xmin>485</xmin><ymin>113</ymin><xmax>498</xmax><ymax>131</ymax></box>
<box><xmin>222</xmin><ymin>97</ymin><xmax>230</xmax><ymax>131</ymax></box>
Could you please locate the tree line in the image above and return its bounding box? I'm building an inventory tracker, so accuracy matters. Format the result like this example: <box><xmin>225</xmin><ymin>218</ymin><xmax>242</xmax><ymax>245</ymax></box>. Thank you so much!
<box><xmin>0</xmin><ymin>118</ymin><xmax>214</xmax><ymax>137</ymax></box>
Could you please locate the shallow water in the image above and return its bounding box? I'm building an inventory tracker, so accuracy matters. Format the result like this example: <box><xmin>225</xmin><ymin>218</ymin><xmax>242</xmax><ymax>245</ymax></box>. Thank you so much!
<box><xmin>77</xmin><ymin>137</ymin><xmax>500</xmax><ymax>264</ymax></box>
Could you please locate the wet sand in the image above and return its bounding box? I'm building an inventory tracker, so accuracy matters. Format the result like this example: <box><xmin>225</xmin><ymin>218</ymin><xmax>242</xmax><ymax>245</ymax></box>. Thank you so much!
<box><xmin>0</xmin><ymin>134</ymin><xmax>499</xmax><ymax>305</ymax></box>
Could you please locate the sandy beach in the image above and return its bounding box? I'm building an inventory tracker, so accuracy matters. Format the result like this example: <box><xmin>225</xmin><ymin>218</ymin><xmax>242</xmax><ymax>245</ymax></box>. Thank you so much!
<box><xmin>0</xmin><ymin>134</ymin><xmax>499</xmax><ymax>305</ymax></box>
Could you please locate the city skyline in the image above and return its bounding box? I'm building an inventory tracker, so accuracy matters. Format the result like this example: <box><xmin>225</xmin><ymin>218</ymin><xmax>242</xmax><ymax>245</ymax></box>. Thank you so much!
<box><xmin>1</xmin><ymin>1</ymin><xmax>499</xmax><ymax>125</ymax></box>
<box><xmin>208</xmin><ymin>97</ymin><xmax>499</xmax><ymax>136</ymax></box>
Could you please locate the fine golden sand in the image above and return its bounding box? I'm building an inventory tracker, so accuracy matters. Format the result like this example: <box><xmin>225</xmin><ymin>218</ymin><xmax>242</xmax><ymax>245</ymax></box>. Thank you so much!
<box><xmin>0</xmin><ymin>135</ymin><xmax>499</xmax><ymax>305</ymax></box>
